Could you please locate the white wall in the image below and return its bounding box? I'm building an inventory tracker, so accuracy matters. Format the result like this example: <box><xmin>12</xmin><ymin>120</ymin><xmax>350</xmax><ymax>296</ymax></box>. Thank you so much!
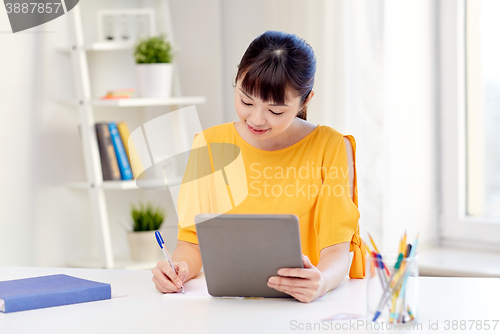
<box><xmin>0</xmin><ymin>11</ymin><xmax>40</xmax><ymax>266</ymax></box>
<box><xmin>169</xmin><ymin>0</ymin><xmax>225</xmax><ymax>129</ymax></box>
<box><xmin>381</xmin><ymin>0</ymin><xmax>438</xmax><ymax>250</ymax></box>
<box><xmin>0</xmin><ymin>9</ymin><xmax>95</xmax><ymax>266</ymax></box>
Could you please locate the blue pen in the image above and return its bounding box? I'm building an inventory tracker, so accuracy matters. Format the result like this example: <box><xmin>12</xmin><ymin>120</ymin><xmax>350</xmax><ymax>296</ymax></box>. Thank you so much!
<box><xmin>375</xmin><ymin>254</ymin><xmax>387</xmax><ymax>289</ymax></box>
<box><xmin>155</xmin><ymin>231</ymin><xmax>185</xmax><ymax>294</ymax></box>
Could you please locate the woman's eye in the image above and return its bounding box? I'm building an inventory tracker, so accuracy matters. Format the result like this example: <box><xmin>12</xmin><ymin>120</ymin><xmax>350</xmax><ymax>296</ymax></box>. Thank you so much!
<box><xmin>241</xmin><ymin>100</ymin><xmax>252</xmax><ymax>106</ymax></box>
<box><xmin>270</xmin><ymin>110</ymin><xmax>283</xmax><ymax>116</ymax></box>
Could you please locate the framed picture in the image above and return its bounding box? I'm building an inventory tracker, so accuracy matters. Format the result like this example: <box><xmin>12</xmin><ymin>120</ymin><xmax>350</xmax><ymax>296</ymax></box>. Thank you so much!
<box><xmin>96</xmin><ymin>8</ymin><xmax>156</xmax><ymax>43</ymax></box>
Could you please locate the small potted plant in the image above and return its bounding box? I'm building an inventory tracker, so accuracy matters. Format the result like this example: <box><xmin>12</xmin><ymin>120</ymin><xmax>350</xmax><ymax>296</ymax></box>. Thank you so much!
<box><xmin>127</xmin><ymin>202</ymin><xmax>166</xmax><ymax>261</ymax></box>
<box><xmin>134</xmin><ymin>34</ymin><xmax>175</xmax><ymax>98</ymax></box>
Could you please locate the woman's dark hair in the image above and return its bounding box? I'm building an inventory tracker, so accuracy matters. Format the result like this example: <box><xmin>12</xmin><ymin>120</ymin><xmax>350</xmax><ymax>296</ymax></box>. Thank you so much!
<box><xmin>235</xmin><ymin>31</ymin><xmax>316</xmax><ymax>120</ymax></box>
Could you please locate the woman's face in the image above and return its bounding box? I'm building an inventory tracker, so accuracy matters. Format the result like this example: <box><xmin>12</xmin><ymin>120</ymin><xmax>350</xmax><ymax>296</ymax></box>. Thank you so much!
<box><xmin>234</xmin><ymin>80</ymin><xmax>304</xmax><ymax>140</ymax></box>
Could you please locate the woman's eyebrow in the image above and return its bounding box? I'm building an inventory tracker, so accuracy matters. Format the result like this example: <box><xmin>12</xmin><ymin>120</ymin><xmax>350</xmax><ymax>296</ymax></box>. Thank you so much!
<box><xmin>239</xmin><ymin>88</ymin><xmax>289</xmax><ymax>107</ymax></box>
<box><xmin>268</xmin><ymin>102</ymin><xmax>288</xmax><ymax>107</ymax></box>
<box><xmin>239</xmin><ymin>88</ymin><xmax>254</xmax><ymax>100</ymax></box>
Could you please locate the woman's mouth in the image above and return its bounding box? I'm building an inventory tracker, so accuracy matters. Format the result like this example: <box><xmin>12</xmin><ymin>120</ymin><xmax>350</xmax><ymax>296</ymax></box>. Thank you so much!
<box><xmin>247</xmin><ymin>123</ymin><xmax>269</xmax><ymax>135</ymax></box>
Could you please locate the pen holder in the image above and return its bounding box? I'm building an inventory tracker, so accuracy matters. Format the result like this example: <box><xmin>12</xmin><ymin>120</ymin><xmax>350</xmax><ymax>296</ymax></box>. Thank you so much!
<box><xmin>366</xmin><ymin>253</ymin><xmax>419</xmax><ymax>324</ymax></box>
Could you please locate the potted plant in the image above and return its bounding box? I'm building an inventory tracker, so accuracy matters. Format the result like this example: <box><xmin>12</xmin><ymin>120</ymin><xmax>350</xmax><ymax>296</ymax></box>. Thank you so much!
<box><xmin>127</xmin><ymin>202</ymin><xmax>166</xmax><ymax>261</ymax></box>
<box><xmin>134</xmin><ymin>34</ymin><xmax>175</xmax><ymax>98</ymax></box>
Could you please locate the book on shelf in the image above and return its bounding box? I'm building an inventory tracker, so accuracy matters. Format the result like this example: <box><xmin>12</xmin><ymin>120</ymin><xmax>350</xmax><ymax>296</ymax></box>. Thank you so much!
<box><xmin>0</xmin><ymin>274</ymin><xmax>111</xmax><ymax>313</ymax></box>
<box><xmin>116</xmin><ymin>121</ymin><xmax>143</xmax><ymax>179</ymax></box>
<box><xmin>108</xmin><ymin>122</ymin><xmax>134</xmax><ymax>181</ymax></box>
<box><xmin>101</xmin><ymin>88</ymin><xmax>135</xmax><ymax>100</ymax></box>
<box><xmin>95</xmin><ymin>123</ymin><xmax>121</xmax><ymax>181</ymax></box>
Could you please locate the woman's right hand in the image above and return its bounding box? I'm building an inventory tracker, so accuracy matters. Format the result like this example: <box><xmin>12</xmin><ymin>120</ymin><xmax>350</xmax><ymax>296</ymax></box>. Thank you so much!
<box><xmin>152</xmin><ymin>260</ymin><xmax>189</xmax><ymax>293</ymax></box>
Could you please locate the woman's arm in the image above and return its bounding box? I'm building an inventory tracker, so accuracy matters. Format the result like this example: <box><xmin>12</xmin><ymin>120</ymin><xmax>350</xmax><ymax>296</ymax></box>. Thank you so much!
<box><xmin>315</xmin><ymin>242</ymin><xmax>351</xmax><ymax>295</ymax></box>
<box><xmin>151</xmin><ymin>240</ymin><xmax>202</xmax><ymax>293</ymax></box>
<box><xmin>267</xmin><ymin>242</ymin><xmax>351</xmax><ymax>303</ymax></box>
<box><xmin>172</xmin><ymin>240</ymin><xmax>203</xmax><ymax>280</ymax></box>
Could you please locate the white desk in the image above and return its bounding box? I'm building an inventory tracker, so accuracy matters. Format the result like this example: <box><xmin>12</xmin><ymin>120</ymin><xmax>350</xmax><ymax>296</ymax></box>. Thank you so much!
<box><xmin>0</xmin><ymin>266</ymin><xmax>499</xmax><ymax>334</ymax></box>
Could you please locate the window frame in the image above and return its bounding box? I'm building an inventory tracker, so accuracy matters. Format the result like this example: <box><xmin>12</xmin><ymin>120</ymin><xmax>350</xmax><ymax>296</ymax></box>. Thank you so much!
<box><xmin>439</xmin><ymin>0</ymin><xmax>500</xmax><ymax>248</ymax></box>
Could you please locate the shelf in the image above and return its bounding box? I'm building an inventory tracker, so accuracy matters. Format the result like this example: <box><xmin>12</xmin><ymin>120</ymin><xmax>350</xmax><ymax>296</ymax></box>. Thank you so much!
<box><xmin>66</xmin><ymin>177</ymin><xmax>182</xmax><ymax>190</ymax></box>
<box><xmin>93</xmin><ymin>96</ymin><xmax>206</xmax><ymax>107</ymax></box>
<box><xmin>68</xmin><ymin>258</ymin><xmax>160</xmax><ymax>270</ymax></box>
<box><xmin>419</xmin><ymin>246</ymin><xmax>500</xmax><ymax>278</ymax></box>
<box><xmin>57</xmin><ymin>42</ymin><xmax>135</xmax><ymax>53</ymax></box>
<box><xmin>60</xmin><ymin>96</ymin><xmax>206</xmax><ymax>107</ymax></box>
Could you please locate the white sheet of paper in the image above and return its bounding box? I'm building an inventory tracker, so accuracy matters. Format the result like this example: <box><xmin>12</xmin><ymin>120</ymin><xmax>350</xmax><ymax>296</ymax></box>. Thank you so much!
<box><xmin>162</xmin><ymin>277</ymin><xmax>211</xmax><ymax>298</ymax></box>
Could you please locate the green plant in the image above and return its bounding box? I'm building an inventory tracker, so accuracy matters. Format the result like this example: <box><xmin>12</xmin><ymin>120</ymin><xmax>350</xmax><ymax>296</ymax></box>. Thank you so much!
<box><xmin>134</xmin><ymin>34</ymin><xmax>174</xmax><ymax>64</ymax></box>
<box><xmin>130</xmin><ymin>202</ymin><xmax>166</xmax><ymax>232</ymax></box>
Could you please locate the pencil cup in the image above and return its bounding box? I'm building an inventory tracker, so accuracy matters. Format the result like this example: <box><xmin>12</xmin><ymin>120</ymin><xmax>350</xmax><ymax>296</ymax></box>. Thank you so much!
<box><xmin>366</xmin><ymin>253</ymin><xmax>418</xmax><ymax>324</ymax></box>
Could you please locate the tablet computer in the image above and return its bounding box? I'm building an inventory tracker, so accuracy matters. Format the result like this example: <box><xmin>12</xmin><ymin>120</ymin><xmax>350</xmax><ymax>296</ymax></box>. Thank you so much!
<box><xmin>195</xmin><ymin>214</ymin><xmax>303</xmax><ymax>298</ymax></box>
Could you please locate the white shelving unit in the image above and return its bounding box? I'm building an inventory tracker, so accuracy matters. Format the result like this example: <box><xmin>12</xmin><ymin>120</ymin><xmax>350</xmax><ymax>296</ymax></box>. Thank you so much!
<box><xmin>67</xmin><ymin>176</ymin><xmax>183</xmax><ymax>190</ymax></box>
<box><xmin>57</xmin><ymin>42</ymin><xmax>137</xmax><ymax>52</ymax></box>
<box><xmin>60</xmin><ymin>96</ymin><xmax>206</xmax><ymax>107</ymax></box>
<box><xmin>63</xmin><ymin>2</ymin><xmax>204</xmax><ymax>270</ymax></box>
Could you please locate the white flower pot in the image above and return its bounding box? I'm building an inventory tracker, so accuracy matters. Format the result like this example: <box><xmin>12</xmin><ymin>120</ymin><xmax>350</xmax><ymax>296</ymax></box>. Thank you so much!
<box><xmin>127</xmin><ymin>230</ymin><xmax>161</xmax><ymax>262</ymax></box>
<box><xmin>135</xmin><ymin>63</ymin><xmax>173</xmax><ymax>98</ymax></box>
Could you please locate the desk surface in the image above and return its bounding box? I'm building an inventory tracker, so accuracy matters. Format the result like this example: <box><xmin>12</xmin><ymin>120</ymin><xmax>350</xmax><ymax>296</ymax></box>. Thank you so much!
<box><xmin>0</xmin><ymin>266</ymin><xmax>499</xmax><ymax>334</ymax></box>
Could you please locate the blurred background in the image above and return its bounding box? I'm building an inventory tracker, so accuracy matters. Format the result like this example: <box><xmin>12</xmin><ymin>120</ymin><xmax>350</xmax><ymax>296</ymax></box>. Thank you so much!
<box><xmin>0</xmin><ymin>0</ymin><xmax>498</xmax><ymax>276</ymax></box>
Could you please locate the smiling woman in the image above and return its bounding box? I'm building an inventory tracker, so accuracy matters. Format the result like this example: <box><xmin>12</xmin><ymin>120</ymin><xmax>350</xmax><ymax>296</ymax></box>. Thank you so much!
<box><xmin>152</xmin><ymin>31</ymin><xmax>367</xmax><ymax>303</ymax></box>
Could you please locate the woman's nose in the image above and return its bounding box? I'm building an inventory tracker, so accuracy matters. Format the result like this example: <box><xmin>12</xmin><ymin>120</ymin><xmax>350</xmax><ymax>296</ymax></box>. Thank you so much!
<box><xmin>249</xmin><ymin>109</ymin><xmax>267</xmax><ymax>127</ymax></box>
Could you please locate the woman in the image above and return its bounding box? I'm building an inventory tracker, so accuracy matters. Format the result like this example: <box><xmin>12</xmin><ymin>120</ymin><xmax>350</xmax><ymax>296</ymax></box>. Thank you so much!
<box><xmin>152</xmin><ymin>30</ymin><xmax>366</xmax><ymax>303</ymax></box>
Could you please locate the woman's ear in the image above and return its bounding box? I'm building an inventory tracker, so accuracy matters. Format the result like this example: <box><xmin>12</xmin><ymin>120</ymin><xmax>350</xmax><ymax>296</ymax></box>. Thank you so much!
<box><xmin>304</xmin><ymin>89</ymin><xmax>315</xmax><ymax>107</ymax></box>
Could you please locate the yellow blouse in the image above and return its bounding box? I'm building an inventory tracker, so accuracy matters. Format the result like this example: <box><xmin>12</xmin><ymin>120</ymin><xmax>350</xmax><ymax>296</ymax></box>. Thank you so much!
<box><xmin>176</xmin><ymin>122</ymin><xmax>366</xmax><ymax>279</ymax></box>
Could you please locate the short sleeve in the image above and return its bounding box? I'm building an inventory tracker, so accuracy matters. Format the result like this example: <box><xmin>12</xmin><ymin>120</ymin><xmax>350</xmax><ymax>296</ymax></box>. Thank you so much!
<box><xmin>313</xmin><ymin>134</ymin><xmax>367</xmax><ymax>278</ymax></box>
<box><xmin>176</xmin><ymin>130</ymin><xmax>246</xmax><ymax>244</ymax></box>
<box><xmin>176</xmin><ymin>132</ymin><xmax>211</xmax><ymax>245</ymax></box>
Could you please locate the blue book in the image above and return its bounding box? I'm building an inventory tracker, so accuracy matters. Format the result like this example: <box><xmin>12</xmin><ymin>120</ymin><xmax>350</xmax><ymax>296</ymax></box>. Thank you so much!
<box><xmin>0</xmin><ymin>274</ymin><xmax>111</xmax><ymax>313</ymax></box>
<box><xmin>108</xmin><ymin>122</ymin><xmax>133</xmax><ymax>180</ymax></box>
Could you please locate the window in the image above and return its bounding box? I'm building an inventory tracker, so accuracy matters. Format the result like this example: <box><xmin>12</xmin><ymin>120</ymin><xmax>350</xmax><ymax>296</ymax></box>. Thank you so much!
<box><xmin>440</xmin><ymin>0</ymin><xmax>500</xmax><ymax>246</ymax></box>
<box><xmin>465</xmin><ymin>0</ymin><xmax>500</xmax><ymax>219</ymax></box>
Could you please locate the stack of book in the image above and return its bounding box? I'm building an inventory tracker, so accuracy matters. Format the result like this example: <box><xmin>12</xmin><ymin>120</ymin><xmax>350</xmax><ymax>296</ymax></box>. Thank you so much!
<box><xmin>95</xmin><ymin>122</ymin><xmax>139</xmax><ymax>181</ymax></box>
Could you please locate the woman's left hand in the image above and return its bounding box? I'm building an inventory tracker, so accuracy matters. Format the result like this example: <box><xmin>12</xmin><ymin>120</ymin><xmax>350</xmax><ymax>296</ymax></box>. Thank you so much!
<box><xmin>267</xmin><ymin>254</ymin><xmax>326</xmax><ymax>303</ymax></box>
